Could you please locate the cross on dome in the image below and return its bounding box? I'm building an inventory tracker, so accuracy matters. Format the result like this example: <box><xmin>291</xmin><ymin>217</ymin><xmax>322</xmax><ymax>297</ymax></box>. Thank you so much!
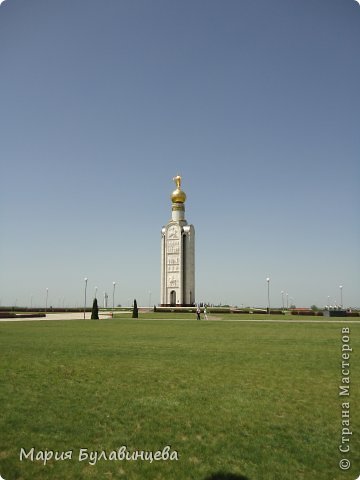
<box><xmin>171</xmin><ymin>174</ymin><xmax>186</xmax><ymax>203</ymax></box>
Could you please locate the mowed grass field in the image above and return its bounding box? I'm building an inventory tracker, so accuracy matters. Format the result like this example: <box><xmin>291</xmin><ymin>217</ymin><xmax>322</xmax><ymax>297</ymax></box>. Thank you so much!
<box><xmin>0</xmin><ymin>317</ymin><xmax>359</xmax><ymax>480</ymax></box>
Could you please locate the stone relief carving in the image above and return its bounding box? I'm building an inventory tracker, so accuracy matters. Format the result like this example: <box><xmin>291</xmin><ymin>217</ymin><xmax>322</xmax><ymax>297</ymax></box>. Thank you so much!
<box><xmin>168</xmin><ymin>256</ymin><xmax>179</xmax><ymax>265</ymax></box>
<box><xmin>168</xmin><ymin>275</ymin><xmax>178</xmax><ymax>287</ymax></box>
<box><xmin>167</xmin><ymin>226</ymin><xmax>179</xmax><ymax>239</ymax></box>
<box><xmin>167</xmin><ymin>255</ymin><xmax>179</xmax><ymax>273</ymax></box>
<box><xmin>167</xmin><ymin>240</ymin><xmax>180</xmax><ymax>254</ymax></box>
<box><xmin>168</xmin><ymin>265</ymin><xmax>179</xmax><ymax>273</ymax></box>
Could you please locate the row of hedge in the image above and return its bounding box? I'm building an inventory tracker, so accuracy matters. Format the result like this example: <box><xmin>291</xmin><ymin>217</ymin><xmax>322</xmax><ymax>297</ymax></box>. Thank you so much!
<box><xmin>0</xmin><ymin>312</ymin><xmax>46</xmax><ymax>319</ymax></box>
<box><xmin>0</xmin><ymin>307</ymin><xmax>92</xmax><ymax>313</ymax></box>
<box><xmin>153</xmin><ymin>307</ymin><xmax>360</xmax><ymax>317</ymax></box>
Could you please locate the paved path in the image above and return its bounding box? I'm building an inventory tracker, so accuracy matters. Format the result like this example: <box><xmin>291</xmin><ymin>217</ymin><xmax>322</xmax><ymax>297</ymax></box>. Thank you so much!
<box><xmin>0</xmin><ymin>312</ymin><xmax>112</xmax><ymax>322</ymax></box>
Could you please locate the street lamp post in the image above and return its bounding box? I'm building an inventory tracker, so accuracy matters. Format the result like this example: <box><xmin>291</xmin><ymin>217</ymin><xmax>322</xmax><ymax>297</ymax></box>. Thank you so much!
<box><xmin>266</xmin><ymin>277</ymin><xmax>270</xmax><ymax>314</ymax></box>
<box><xmin>281</xmin><ymin>291</ymin><xmax>284</xmax><ymax>311</ymax></box>
<box><xmin>45</xmin><ymin>288</ymin><xmax>49</xmax><ymax>315</ymax></box>
<box><xmin>84</xmin><ymin>277</ymin><xmax>88</xmax><ymax>319</ymax></box>
<box><xmin>286</xmin><ymin>292</ymin><xmax>289</xmax><ymax>310</ymax></box>
<box><xmin>339</xmin><ymin>285</ymin><xmax>343</xmax><ymax>309</ymax></box>
<box><xmin>112</xmin><ymin>282</ymin><xmax>116</xmax><ymax>313</ymax></box>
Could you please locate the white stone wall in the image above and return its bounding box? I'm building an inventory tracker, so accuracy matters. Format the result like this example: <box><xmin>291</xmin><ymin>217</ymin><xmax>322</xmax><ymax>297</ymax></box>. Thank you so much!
<box><xmin>160</xmin><ymin>227</ymin><xmax>166</xmax><ymax>305</ymax></box>
<box><xmin>160</xmin><ymin>221</ymin><xmax>195</xmax><ymax>306</ymax></box>
<box><xmin>183</xmin><ymin>225</ymin><xmax>195</xmax><ymax>305</ymax></box>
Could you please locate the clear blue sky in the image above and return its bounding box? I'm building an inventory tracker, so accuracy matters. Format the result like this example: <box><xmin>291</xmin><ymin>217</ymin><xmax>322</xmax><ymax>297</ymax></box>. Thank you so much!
<box><xmin>1</xmin><ymin>0</ymin><xmax>359</xmax><ymax>309</ymax></box>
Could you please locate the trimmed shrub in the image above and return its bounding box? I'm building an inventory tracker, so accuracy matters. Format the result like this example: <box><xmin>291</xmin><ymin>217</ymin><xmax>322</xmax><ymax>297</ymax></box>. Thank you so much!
<box><xmin>91</xmin><ymin>298</ymin><xmax>99</xmax><ymax>319</ymax></box>
<box><xmin>132</xmin><ymin>299</ymin><xmax>138</xmax><ymax>318</ymax></box>
<box><xmin>291</xmin><ymin>310</ymin><xmax>314</xmax><ymax>316</ymax></box>
<box><xmin>0</xmin><ymin>312</ymin><xmax>16</xmax><ymax>318</ymax></box>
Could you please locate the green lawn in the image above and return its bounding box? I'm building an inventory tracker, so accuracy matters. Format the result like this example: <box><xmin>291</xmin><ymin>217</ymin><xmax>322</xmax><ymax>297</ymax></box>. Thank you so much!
<box><xmin>0</xmin><ymin>318</ymin><xmax>359</xmax><ymax>480</ymax></box>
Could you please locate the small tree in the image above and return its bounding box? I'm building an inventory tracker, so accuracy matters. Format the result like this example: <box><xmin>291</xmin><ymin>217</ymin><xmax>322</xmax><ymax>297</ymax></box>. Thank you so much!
<box><xmin>91</xmin><ymin>298</ymin><xmax>99</xmax><ymax>320</ymax></box>
<box><xmin>132</xmin><ymin>299</ymin><xmax>138</xmax><ymax>318</ymax></box>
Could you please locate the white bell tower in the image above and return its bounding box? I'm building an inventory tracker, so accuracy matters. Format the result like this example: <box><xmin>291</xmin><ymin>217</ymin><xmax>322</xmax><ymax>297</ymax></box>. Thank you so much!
<box><xmin>160</xmin><ymin>175</ymin><xmax>195</xmax><ymax>306</ymax></box>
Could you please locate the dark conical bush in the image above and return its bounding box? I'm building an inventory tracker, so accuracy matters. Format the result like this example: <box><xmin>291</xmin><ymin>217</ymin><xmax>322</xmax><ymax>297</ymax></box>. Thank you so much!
<box><xmin>132</xmin><ymin>299</ymin><xmax>138</xmax><ymax>318</ymax></box>
<box><xmin>91</xmin><ymin>298</ymin><xmax>99</xmax><ymax>319</ymax></box>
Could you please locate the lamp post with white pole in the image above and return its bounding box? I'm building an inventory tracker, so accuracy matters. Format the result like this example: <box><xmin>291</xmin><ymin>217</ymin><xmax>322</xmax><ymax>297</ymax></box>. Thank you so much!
<box><xmin>266</xmin><ymin>277</ymin><xmax>270</xmax><ymax>314</ymax></box>
<box><xmin>45</xmin><ymin>288</ymin><xmax>49</xmax><ymax>315</ymax></box>
<box><xmin>281</xmin><ymin>291</ymin><xmax>284</xmax><ymax>311</ymax></box>
<box><xmin>84</xmin><ymin>277</ymin><xmax>88</xmax><ymax>319</ymax></box>
<box><xmin>112</xmin><ymin>282</ymin><xmax>116</xmax><ymax>314</ymax></box>
<box><xmin>339</xmin><ymin>285</ymin><xmax>343</xmax><ymax>309</ymax></box>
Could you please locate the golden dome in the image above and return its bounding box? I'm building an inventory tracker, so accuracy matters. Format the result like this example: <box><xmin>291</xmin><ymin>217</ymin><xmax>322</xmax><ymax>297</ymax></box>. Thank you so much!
<box><xmin>171</xmin><ymin>175</ymin><xmax>186</xmax><ymax>203</ymax></box>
